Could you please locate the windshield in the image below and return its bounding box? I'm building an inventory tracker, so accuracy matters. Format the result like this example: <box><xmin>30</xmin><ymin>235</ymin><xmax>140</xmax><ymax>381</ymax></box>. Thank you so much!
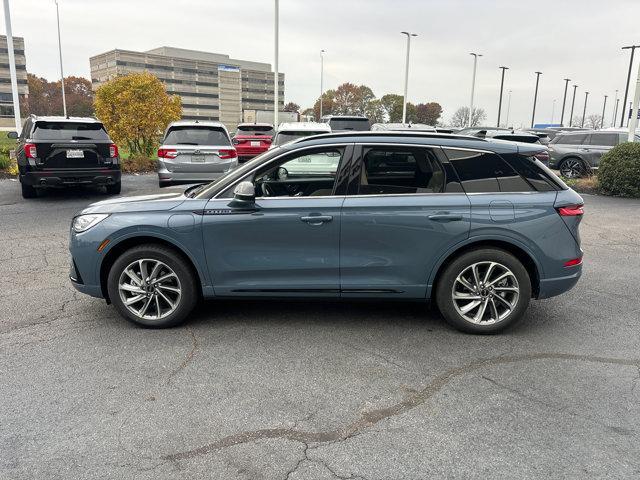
<box><xmin>236</xmin><ymin>125</ymin><xmax>275</xmax><ymax>136</ymax></box>
<box><xmin>328</xmin><ymin>118</ymin><xmax>370</xmax><ymax>131</ymax></box>
<box><xmin>32</xmin><ymin>122</ymin><xmax>110</xmax><ymax>141</ymax></box>
<box><xmin>275</xmin><ymin>131</ymin><xmax>327</xmax><ymax>146</ymax></box>
<box><xmin>163</xmin><ymin>126</ymin><xmax>230</xmax><ymax>146</ymax></box>
<box><xmin>194</xmin><ymin>146</ymin><xmax>284</xmax><ymax>199</ymax></box>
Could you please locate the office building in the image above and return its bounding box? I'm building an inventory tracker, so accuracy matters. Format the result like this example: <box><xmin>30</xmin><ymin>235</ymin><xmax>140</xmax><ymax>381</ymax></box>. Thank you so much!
<box><xmin>0</xmin><ymin>35</ymin><xmax>28</xmax><ymax>129</ymax></box>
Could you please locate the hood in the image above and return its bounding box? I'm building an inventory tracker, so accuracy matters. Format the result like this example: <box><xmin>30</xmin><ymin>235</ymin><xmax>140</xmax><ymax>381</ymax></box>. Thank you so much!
<box><xmin>79</xmin><ymin>192</ymin><xmax>187</xmax><ymax>215</ymax></box>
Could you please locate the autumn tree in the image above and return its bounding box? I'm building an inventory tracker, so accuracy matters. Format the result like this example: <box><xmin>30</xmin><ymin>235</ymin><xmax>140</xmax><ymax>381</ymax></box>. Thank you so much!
<box><xmin>94</xmin><ymin>73</ymin><xmax>181</xmax><ymax>157</ymax></box>
<box><xmin>450</xmin><ymin>107</ymin><xmax>486</xmax><ymax>127</ymax></box>
<box><xmin>22</xmin><ymin>74</ymin><xmax>94</xmax><ymax>117</ymax></box>
<box><xmin>312</xmin><ymin>90</ymin><xmax>336</xmax><ymax>119</ymax></box>
<box><xmin>283</xmin><ymin>102</ymin><xmax>300</xmax><ymax>113</ymax></box>
<box><xmin>415</xmin><ymin>102</ymin><xmax>443</xmax><ymax>125</ymax></box>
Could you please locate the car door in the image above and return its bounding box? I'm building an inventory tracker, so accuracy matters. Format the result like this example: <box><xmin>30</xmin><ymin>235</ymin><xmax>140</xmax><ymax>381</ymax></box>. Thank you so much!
<box><xmin>585</xmin><ymin>133</ymin><xmax>619</xmax><ymax>168</ymax></box>
<box><xmin>340</xmin><ymin>144</ymin><xmax>471</xmax><ymax>299</ymax></box>
<box><xmin>201</xmin><ymin>144</ymin><xmax>353</xmax><ymax>297</ymax></box>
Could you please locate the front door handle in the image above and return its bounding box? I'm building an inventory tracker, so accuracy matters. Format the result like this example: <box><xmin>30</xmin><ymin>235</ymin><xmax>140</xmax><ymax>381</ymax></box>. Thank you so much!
<box><xmin>300</xmin><ymin>215</ymin><xmax>333</xmax><ymax>225</ymax></box>
<box><xmin>428</xmin><ymin>213</ymin><xmax>464</xmax><ymax>222</ymax></box>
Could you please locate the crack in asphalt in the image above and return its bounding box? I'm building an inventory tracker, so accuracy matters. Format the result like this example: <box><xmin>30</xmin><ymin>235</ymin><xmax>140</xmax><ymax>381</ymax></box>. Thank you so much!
<box><xmin>162</xmin><ymin>352</ymin><xmax>640</xmax><ymax>462</ymax></box>
<box><xmin>165</xmin><ymin>327</ymin><xmax>200</xmax><ymax>384</ymax></box>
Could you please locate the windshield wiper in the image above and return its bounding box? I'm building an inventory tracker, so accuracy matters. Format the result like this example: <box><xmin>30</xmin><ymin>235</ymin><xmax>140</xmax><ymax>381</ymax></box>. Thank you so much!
<box><xmin>185</xmin><ymin>183</ymin><xmax>207</xmax><ymax>198</ymax></box>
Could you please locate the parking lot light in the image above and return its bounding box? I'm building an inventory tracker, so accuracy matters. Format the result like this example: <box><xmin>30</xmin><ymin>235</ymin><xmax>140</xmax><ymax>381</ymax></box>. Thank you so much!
<box><xmin>569</xmin><ymin>84</ymin><xmax>578</xmax><ymax>127</ymax></box>
<box><xmin>620</xmin><ymin>45</ymin><xmax>640</xmax><ymax>128</ymax></box>
<box><xmin>468</xmin><ymin>53</ymin><xmax>482</xmax><ymax>127</ymax></box>
<box><xmin>531</xmin><ymin>71</ymin><xmax>542</xmax><ymax>128</ymax></box>
<box><xmin>401</xmin><ymin>32</ymin><xmax>417</xmax><ymax>124</ymax></box>
<box><xmin>319</xmin><ymin>49</ymin><xmax>325</xmax><ymax>119</ymax></box>
<box><xmin>55</xmin><ymin>0</ymin><xmax>67</xmax><ymax>117</ymax></box>
<box><xmin>2</xmin><ymin>0</ymin><xmax>21</xmax><ymax>133</ymax></box>
<box><xmin>560</xmin><ymin>78</ymin><xmax>571</xmax><ymax>126</ymax></box>
<box><xmin>497</xmin><ymin>66</ymin><xmax>508</xmax><ymax>127</ymax></box>
<box><xmin>581</xmin><ymin>91</ymin><xmax>589</xmax><ymax>128</ymax></box>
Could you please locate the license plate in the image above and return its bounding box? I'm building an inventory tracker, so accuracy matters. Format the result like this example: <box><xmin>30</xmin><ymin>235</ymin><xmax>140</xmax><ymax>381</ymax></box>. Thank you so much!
<box><xmin>250</xmin><ymin>141</ymin><xmax>261</xmax><ymax>147</ymax></box>
<box><xmin>191</xmin><ymin>155</ymin><xmax>205</xmax><ymax>163</ymax></box>
<box><xmin>66</xmin><ymin>149</ymin><xmax>84</xmax><ymax>158</ymax></box>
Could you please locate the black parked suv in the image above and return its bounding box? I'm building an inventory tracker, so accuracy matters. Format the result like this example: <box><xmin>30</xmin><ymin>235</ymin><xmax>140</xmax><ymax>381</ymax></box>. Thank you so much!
<box><xmin>9</xmin><ymin>115</ymin><xmax>121</xmax><ymax>198</ymax></box>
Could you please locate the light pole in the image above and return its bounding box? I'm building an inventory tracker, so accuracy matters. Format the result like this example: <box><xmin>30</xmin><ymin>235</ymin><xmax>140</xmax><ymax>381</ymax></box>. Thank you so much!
<box><xmin>569</xmin><ymin>84</ymin><xmax>578</xmax><ymax>127</ymax></box>
<box><xmin>401</xmin><ymin>32</ymin><xmax>417</xmax><ymax>124</ymax></box>
<box><xmin>505</xmin><ymin>90</ymin><xmax>512</xmax><ymax>127</ymax></box>
<box><xmin>581</xmin><ymin>91</ymin><xmax>589</xmax><ymax>128</ymax></box>
<box><xmin>273</xmin><ymin>0</ymin><xmax>279</xmax><ymax>128</ymax></box>
<box><xmin>611</xmin><ymin>90</ymin><xmax>619</xmax><ymax>127</ymax></box>
<box><xmin>551</xmin><ymin>99</ymin><xmax>556</xmax><ymax>124</ymax></box>
<box><xmin>497</xmin><ymin>66</ymin><xmax>508</xmax><ymax>127</ymax></box>
<box><xmin>531</xmin><ymin>71</ymin><xmax>542</xmax><ymax>128</ymax></box>
<box><xmin>600</xmin><ymin>95</ymin><xmax>607</xmax><ymax>129</ymax></box>
<box><xmin>560</xmin><ymin>78</ymin><xmax>570</xmax><ymax>126</ymax></box>
<box><xmin>620</xmin><ymin>45</ymin><xmax>640</xmax><ymax>127</ymax></box>
<box><xmin>628</xmin><ymin>58</ymin><xmax>640</xmax><ymax>142</ymax></box>
<box><xmin>54</xmin><ymin>0</ymin><xmax>67</xmax><ymax>117</ymax></box>
<box><xmin>319</xmin><ymin>49</ymin><xmax>325</xmax><ymax>119</ymax></box>
<box><xmin>468</xmin><ymin>53</ymin><xmax>482</xmax><ymax>127</ymax></box>
<box><xmin>2</xmin><ymin>0</ymin><xmax>21</xmax><ymax>133</ymax></box>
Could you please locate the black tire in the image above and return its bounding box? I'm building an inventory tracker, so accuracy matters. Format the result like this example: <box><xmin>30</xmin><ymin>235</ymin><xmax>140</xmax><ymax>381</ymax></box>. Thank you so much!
<box><xmin>435</xmin><ymin>248</ymin><xmax>532</xmax><ymax>334</ymax></box>
<box><xmin>105</xmin><ymin>182</ymin><xmax>121</xmax><ymax>195</ymax></box>
<box><xmin>107</xmin><ymin>244</ymin><xmax>198</xmax><ymax>328</ymax></box>
<box><xmin>21</xmin><ymin>182</ymin><xmax>37</xmax><ymax>199</ymax></box>
<box><xmin>159</xmin><ymin>180</ymin><xmax>172</xmax><ymax>188</ymax></box>
<box><xmin>559</xmin><ymin>157</ymin><xmax>587</xmax><ymax>179</ymax></box>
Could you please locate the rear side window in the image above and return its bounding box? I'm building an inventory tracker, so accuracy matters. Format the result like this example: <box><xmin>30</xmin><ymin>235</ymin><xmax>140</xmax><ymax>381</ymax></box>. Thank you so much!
<box><xmin>502</xmin><ymin>154</ymin><xmax>559</xmax><ymax>191</ymax></box>
<box><xmin>32</xmin><ymin>122</ymin><xmax>110</xmax><ymax>141</ymax></box>
<box><xmin>552</xmin><ymin>133</ymin><xmax>588</xmax><ymax>145</ymax></box>
<box><xmin>164</xmin><ymin>126</ymin><xmax>230</xmax><ymax>146</ymax></box>
<box><xmin>236</xmin><ymin>125</ymin><xmax>275</xmax><ymax>136</ymax></box>
<box><xmin>358</xmin><ymin>146</ymin><xmax>445</xmax><ymax>195</ymax></box>
<box><xmin>587</xmin><ymin>133</ymin><xmax>618</xmax><ymax>146</ymax></box>
<box><xmin>444</xmin><ymin>149</ymin><xmax>533</xmax><ymax>193</ymax></box>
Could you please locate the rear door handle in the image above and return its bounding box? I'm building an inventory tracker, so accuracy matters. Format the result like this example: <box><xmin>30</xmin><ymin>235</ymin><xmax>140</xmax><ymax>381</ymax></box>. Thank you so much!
<box><xmin>428</xmin><ymin>213</ymin><xmax>464</xmax><ymax>222</ymax></box>
<box><xmin>300</xmin><ymin>215</ymin><xmax>333</xmax><ymax>225</ymax></box>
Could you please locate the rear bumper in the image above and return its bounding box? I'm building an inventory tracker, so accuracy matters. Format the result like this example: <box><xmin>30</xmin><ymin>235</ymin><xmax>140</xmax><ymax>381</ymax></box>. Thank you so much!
<box><xmin>537</xmin><ymin>265</ymin><xmax>582</xmax><ymax>299</ymax></box>
<box><xmin>21</xmin><ymin>169</ymin><xmax>121</xmax><ymax>187</ymax></box>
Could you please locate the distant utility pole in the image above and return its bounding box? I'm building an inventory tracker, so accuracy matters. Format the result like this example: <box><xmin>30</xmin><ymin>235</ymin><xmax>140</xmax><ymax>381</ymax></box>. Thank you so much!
<box><xmin>496</xmin><ymin>66</ymin><xmax>508</xmax><ymax>127</ymax></box>
<box><xmin>531</xmin><ymin>71</ymin><xmax>542</xmax><ymax>128</ymax></box>
<box><xmin>319</xmin><ymin>49</ymin><xmax>325</xmax><ymax>119</ymax></box>
<box><xmin>401</xmin><ymin>31</ymin><xmax>417</xmax><ymax>124</ymax></box>
<box><xmin>273</xmin><ymin>0</ymin><xmax>279</xmax><ymax>128</ymax></box>
<box><xmin>468</xmin><ymin>53</ymin><xmax>482</xmax><ymax>127</ymax></box>
<box><xmin>2</xmin><ymin>0</ymin><xmax>21</xmax><ymax>132</ymax></box>
<box><xmin>628</xmin><ymin>57</ymin><xmax>640</xmax><ymax>142</ymax></box>
<box><xmin>505</xmin><ymin>90</ymin><xmax>512</xmax><ymax>127</ymax></box>
<box><xmin>569</xmin><ymin>84</ymin><xmax>578</xmax><ymax>127</ymax></box>
<box><xmin>600</xmin><ymin>95</ymin><xmax>607</xmax><ymax>129</ymax></box>
<box><xmin>581</xmin><ymin>91</ymin><xmax>589</xmax><ymax>128</ymax></box>
<box><xmin>560</xmin><ymin>78</ymin><xmax>570</xmax><ymax>126</ymax></box>
<box><xmin>620</xmin><ymin>45</ymin><xmax>640</xmax><ymax>127</ymax></box>
<box><xmin>54</xmin><ymin>0</ymin><xmax>67</xmax><ymax>117</ymax></box>
<box><xmin>611</xmin><ymin>89</ymin><xmax>618</xmax><ymax>127</ymax></box>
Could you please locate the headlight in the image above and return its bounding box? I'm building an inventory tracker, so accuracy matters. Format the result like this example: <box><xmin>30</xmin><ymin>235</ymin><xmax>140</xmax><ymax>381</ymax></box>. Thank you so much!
<box><xmin>72</xmin><ymin>214</ymin><xmax>109</xmax><ymax>233</ymax></box>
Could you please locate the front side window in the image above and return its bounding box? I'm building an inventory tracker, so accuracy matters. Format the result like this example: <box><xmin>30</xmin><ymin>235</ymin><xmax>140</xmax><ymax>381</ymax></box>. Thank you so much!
<box><xmin>445</xmin><ymin>149</ymin><xmax>533</xmax><ymax>193</ymax></box>
<box><xmin>252</xmin><ymin>147</ymin><xmax>344</xmax><ymax>198</ymax></box>
<box><xmin>32</xmin><ymin>122</ymin><xmax>110</xmax><ymax>141</ymax></box>
<box><xmin>357</xmin><ymin>146</ymin><xmax>445</xmax><ymax>195</ymax></box>
<box><xmin>163</xmin><ymin>126</ymin><xmax>230</xmax><ymax>146</ymax></box>
<box><xmin>553</xmin><ymin>133</ymin><xmax>588</xmax><ymax>145</ymax></box>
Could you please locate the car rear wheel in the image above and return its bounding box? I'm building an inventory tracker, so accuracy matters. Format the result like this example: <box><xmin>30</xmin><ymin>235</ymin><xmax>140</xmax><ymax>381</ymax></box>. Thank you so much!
<box><xmin>559</xmin><ymin>157</ymin><xmax>587</xmax><ymax>178</ymax></box>
<box><xmin>105</xmin><ymin>181</ymin><xmax>121</xmax><ymax>195</ymax></box>
<box><xmin>107</xmin><ymin>244</ymin><xmax>198</xmax><ymax>328</ymax></box>
<box><xmin>21</xmin><ymin>182</ymin><xmax>37</xmax><ymax>199</ymax></box>
<box><xmin>435</xmin><ymin>248</ymin><xmax>531</xmax><ymax>334</ymax></box>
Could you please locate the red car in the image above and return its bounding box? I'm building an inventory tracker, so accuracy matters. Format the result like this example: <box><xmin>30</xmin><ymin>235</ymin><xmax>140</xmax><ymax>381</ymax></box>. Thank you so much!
<box><xmin>232</xmin><ymin>123</ymin><xmax>275</xmax><ymax>162</ymax></box>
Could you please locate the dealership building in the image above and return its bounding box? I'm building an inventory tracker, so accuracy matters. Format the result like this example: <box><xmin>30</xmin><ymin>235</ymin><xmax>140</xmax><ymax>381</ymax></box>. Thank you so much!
<box><xmin>89</xmin><ymin>46</ymin><xmax>284</xmax><ymax>130</ymax></box>
<box><xmin>0</xmin><ymin>35</ymin><xmax>28</xmax><ymax>129</ymax></box>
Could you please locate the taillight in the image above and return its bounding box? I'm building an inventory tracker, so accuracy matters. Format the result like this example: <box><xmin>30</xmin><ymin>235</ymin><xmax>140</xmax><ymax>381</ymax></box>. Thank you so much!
<box><xmin>219</xmin><ymin>149</ymin><xmax>237</xmax><ymax>160</ymax></box>
<box><xmin>534</xmin><ymin>150</ymin><xmax>550</xmax><ymax>162</ymax></box>
<box><xmin>24</xmin><ymin>143</ymin><xmax>37</xmax><ymax>159</ymax></box>
<box><xmin>557</xmin><ymin>205</ymin><xmax>584</xmax><ymax>216</ymax></box>
<box><xmin>109</xmin><ymin>144</ymin><xmax>119</xmax><ymax>158</ymax></box>
<box><xmin>564</xmin><ymin>256</ymin><xmax>583</xmax><ymax>267</ymax></box>
<box><xmin>157</xmin><ymin>148</ymin><xmax>178</xmax><ymax>159</ymax></box>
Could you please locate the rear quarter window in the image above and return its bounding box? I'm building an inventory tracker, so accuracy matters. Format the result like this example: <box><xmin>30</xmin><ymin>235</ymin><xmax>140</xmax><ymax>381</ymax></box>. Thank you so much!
<box><xmin>32</xmin><ymin>122</ymin><xmax>110</xmax><ymax>141</ymax></box>
<box><xmin>502</xmin><ymin>154</ymin><xmax>561</xmax><ymax>191</ymax></box>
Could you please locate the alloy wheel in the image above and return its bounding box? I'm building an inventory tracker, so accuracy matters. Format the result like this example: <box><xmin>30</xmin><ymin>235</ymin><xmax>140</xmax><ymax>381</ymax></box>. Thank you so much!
<box><xmin>118</xmin><ymin>259</ymin><xmax>182</xmax><ymax>320</ymax></box>
<box><xmin>451</xmin><ymin>261</ymin><xmax>520</xmax><ymax>325</ymax></box>
<box><xmin>560</xmin><ymin>158</ymin><xmax>584</xmax><ymax>179</ymax></box>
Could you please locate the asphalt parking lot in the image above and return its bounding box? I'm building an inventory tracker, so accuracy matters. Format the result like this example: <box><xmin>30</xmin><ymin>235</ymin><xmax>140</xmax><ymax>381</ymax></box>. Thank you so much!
<box><xmin>1</xmin><ymin>174</ymin><xmax>639</xmax><ymax>480</ymax></box>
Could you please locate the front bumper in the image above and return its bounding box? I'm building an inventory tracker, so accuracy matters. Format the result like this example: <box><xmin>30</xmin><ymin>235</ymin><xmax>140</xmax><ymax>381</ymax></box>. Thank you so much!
<box><xmin>21</xmin><ymin>168</ymin><xmax>121</xmax><ymax>187</ymax></box>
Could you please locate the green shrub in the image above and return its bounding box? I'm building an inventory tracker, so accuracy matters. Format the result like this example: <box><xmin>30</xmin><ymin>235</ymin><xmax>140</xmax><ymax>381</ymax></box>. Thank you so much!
<box><xmin>0</xmin><ymin>144</ymin><xmax>13</xmax><ymax>171</ymax></box>
<box><xmin>598</xmin><ymin>142</ymin><xmax>640</xmax><ymax>197</ymax></box>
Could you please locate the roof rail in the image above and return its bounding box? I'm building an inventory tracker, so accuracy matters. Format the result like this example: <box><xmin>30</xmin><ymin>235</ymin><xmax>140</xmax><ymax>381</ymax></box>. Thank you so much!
<box><xmin>293</xmin><ymin>131</ymin><xmax>488</xmax><ymax>143</ymax></box>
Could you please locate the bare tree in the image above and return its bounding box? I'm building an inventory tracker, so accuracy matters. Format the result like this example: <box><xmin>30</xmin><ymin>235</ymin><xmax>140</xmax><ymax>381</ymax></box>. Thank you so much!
<box><xmin>450</xmin><ymin>107</ymin><xmax>486</xmax><ymax>127</ymax></box>
<box><xmin>584</xmin><ymin>114</ymin><xmax>603</xmax><ymax>129</ymax></box>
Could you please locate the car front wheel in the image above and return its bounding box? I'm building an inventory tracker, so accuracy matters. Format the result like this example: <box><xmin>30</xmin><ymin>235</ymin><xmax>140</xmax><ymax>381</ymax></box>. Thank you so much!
<box><xmin>435</xmin><ymin>248</ymin><xmax>531</xmax><ymax>334</ymax></box>
<box><xmin>107</xmin><ymin>244</ymin><xmax>198</xmax><ymax>328</ymax></box>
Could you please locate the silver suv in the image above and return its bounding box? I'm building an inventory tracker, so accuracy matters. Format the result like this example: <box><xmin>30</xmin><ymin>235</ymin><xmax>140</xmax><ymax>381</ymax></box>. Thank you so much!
<box><xmin>548</xmin><ymin>130</ymin><xmax>640</xmax><ymax>178</ymax></box>
<box><xmin>157</xmin><ymin>120</ymin><xmax>237</xmax><ymax>187</ymax></box>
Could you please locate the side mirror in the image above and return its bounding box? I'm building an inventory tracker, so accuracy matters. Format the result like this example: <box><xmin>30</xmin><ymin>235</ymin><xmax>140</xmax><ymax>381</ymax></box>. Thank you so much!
<box><xmin>7</xmin><ymin>131</ymin><xmax>18</xmax><ymax>139</ymax></box>
<box><xmin>228</xmin><ymin>181</ymin><xmax>256</xmax><ymax>210</ymax></box>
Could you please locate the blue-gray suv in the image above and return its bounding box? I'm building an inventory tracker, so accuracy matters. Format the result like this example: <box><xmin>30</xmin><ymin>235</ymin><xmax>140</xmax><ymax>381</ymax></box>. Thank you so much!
<box><xmin>69</xmin><ymin>132</ymin><xmax>584</xmax><ymax>333</ymax></box>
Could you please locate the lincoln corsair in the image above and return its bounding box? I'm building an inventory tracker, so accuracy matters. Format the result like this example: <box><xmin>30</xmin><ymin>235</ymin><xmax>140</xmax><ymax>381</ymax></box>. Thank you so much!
<box><xmin>69</xmin><ymin>132</ymin><xmax>584</xmax><ymax>333</ymax></box>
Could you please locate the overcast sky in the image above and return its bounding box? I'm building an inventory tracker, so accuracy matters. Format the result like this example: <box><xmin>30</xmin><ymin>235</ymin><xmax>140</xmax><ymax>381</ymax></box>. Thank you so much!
<box><xmin>6</xmin><ymin>0</ymin><xmax>640</xmax><ymax>127</ymax></box>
